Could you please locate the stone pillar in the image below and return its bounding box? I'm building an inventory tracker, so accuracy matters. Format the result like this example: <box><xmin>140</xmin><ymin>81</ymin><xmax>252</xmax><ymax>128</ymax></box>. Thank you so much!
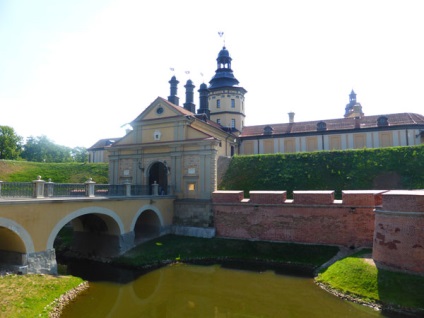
<box><xmin>125</xmin><ymin>181</ymin><xmax>132</xmax><ymax>197</ymax></box>
<box><xmin>46</xmin><ymin>179</ymin><xmax>54</xmax><ymax>197</ymax></box>
<box><xmin>27</xmin><ymin>249</ymin><xmax>57</xmax><ymax>275</ymax></box>
<box><xmin>33</xmin><ymin>176</ymin><xmax>45</xmax><ymax>199</ymax></box>
<box><xmin>85</xmin><ymin>178</ymin><xmax>96</xmax><ymax>197</ymax></box>
<box><xmin>152</xmin><ymin>181</ymin><xmax>159</xmax><ymax>196</ymax></box>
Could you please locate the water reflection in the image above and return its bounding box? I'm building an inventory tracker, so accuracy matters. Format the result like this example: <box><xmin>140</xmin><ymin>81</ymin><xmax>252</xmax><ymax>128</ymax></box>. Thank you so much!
<box><xmin>60</xmin><ymin>262</ymin><xmax>402</xmax><ymax>318</ymax></box>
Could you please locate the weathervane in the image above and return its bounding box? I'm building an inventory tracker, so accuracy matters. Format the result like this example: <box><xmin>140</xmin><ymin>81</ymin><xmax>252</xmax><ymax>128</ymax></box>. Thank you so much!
<box><xmin>218</xmin><ymin>31</ymin><xmax>225</xmax><ymax>47</ymax></box>
<box><xmin>169</xmin><ymin>67</ymin><xmax>175</xmax><ymax>75</ymax></box>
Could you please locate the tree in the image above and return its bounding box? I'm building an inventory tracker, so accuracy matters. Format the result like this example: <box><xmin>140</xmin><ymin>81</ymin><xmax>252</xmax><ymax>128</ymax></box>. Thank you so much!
<box><xmin>71</xmin><ymin>147</ymin><xmax>88</xmax><ymax>162</ymax></box>
<box><xmin>0</xmin><ymin>126</ymin><xmax>23</xmax><ymax>159</ymax></box>
<box><xmin>21</xmin><ymin>135</ymin><xmax>73</xmax><ymax>162</ymax></box>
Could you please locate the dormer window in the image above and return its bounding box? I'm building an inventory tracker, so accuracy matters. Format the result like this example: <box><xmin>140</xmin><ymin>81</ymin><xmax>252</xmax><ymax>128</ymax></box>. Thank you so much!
<box><xmin>263</xmin><ymin>125</ymin><xmax>274</xmax><ymax>135</ymax></box>
<box><xmin>317</xmin><ymin>121</ymin><xmax>327</xmax><ymax>131</ymax></box>
<box><xmin>377</xmin><ymin>116</ymin><xmax>389</xmax><ymax>127</ymax></box>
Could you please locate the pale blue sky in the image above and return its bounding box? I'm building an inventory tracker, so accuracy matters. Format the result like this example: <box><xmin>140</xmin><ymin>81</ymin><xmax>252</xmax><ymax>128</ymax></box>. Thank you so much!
<box><xmin>1</xmin><ymin>0</ymin><xmax>423</xmax><ymax>148</ymax></box>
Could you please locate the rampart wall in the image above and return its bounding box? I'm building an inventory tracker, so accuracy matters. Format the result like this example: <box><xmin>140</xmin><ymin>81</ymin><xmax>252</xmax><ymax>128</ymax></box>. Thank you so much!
<box><xmin>212</xmin><ymin>189</ymin><xmax>424</xmax><ymax>275</ymax></box>
<box><xmin>373</xmin><ymin>190</ymin><xmax>424</xmax><ymax>273</ymax></box>
<box><xmin>212</xmin><ymin>190</ymin><xmax>384</xmax><ymax>248</ymax></box>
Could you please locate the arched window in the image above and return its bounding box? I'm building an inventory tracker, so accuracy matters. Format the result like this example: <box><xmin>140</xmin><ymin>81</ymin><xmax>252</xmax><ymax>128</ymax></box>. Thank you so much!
<box><xmin>377</xmin><ymin>116</ymin><xmax>389</xmax><ymax>127</ymax></box>
<box><xmin>263</xmin><ymin>126</ymin><xmax>274</xmax><ymax>135</ymax></box>
<box><xmin>317</xmin><ymin>121</ymin><xmax>327</xmax><ymax>131</ymax></box>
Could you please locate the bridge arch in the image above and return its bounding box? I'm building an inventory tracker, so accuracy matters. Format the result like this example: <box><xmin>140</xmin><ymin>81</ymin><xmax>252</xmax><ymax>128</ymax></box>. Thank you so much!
<box><xmin>47</xmin><ymin>206</ymin><xmax>125</xmax><ymax>250</ymax></box>
<box><xmin>131</xmin><ymin>205</ymin><xmax>164</xmax><ymax>241</ymax></box>
<box><xmin>0</xmin><ymin>217</ymin><xmax>35</xmax><ymax>253</ymax></box>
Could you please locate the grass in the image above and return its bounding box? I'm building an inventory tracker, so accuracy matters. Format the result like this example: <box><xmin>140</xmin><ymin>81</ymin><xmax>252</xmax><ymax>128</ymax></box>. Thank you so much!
<box><xmin>0</xmin><ymin>160</ymin><xmax>108</xmax><ymax>183</ymax></box>
<box><xmin>112</xmin><ymin>234</ymin><xmax>340</xmax><ymax>269</ymax></box>
<box><xmin>316</xmin><ymin>249</ymin><xmax>424</xmax><ymax>312</ymax></box>
<box><xmin>0</xmin><ymin>274</ymin><xmax>84</xmax><ymax>318</ymax></box>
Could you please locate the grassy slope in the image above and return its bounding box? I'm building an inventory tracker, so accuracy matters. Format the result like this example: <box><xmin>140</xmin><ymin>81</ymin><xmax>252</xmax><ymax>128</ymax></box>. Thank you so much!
<box><xmin>0</xmin><ymin>160</ymin><xmax>108</xmax><ymax>183</ymax></box>
<box><xmin>316</xmin><ymin>250</ymin><xmax>424</xmax><ymax>313</ymax></box>
<box><xmin>0</xmin><ymin>274</ymin><xmax>84</xmax><ymax>318</ymax></box>
<box><xmin>112</xmin><ymin>235</ymin><xmax>340</xmax><ymax>269</ymax></box>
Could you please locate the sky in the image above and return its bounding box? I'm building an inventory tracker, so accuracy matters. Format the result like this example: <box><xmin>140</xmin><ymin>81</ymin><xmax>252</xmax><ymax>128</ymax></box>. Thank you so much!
<box><xmin>1</xmin><ymin>0</ymin><xmax>423</xmax><ymax>148</ymax></box>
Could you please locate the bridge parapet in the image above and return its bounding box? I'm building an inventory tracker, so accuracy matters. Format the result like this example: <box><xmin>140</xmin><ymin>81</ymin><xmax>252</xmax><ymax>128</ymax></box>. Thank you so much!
<box><xmin>0</xmin><ymin>178</ymin><xmax>173</xmax><ymax>200</ymax></box>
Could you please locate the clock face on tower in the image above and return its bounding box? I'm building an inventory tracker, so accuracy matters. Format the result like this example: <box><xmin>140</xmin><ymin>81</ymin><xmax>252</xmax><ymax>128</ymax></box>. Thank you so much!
<box><xmin>156</xmin><ymin>107</ymin><xmax>164</xmax><ymax>115</ymax></box>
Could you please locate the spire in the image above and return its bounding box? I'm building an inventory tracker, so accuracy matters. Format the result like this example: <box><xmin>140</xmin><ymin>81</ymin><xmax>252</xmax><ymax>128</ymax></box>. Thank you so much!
<box><xmin>349</xmin><ymin>89</ymin><xmax>357</xmax><ymax>104</ymax></box>
<box><xmin>208</xmin><ymin>46</ymin><xmax>240</xmax><ymax>89</ymax></box>
<box><xmin>344</xmin><ymin>89</ymin><xmax>364</xmax><ymax>118</ymax></box>
<box><xmin>168</xmin><ymin>76</ymin><xmax>179</xmax><ymax>106</ymax></box>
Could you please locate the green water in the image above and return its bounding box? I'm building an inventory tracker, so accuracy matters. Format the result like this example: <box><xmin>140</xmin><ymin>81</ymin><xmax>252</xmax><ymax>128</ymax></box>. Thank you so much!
<box><xmin>60</xmin><ymin>263</ymin><xmax>395</xmax><ymax>318</ymax></box>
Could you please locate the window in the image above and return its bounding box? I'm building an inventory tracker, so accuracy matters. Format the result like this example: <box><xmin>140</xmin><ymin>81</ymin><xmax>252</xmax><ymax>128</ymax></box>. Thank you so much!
<box><xmin>231</xmin><ymin>99</ymin><xmax>235</xmax><ymax>108</ymax></box>
<box><xmin>263</xmin><ymin>125</ymin><xmax>273</xmax><ymax>135</ymax></box>
<box><xmin>231</xmin><ymin>119</ymin><xmax>236</xmax><ymax>128</ymax></box>
<box><xmin>217</xmin><ymin>119</ymin><xmax>221</xmax><ymax>125</ymax></box>
<box><xmin>217</xmin><ymin>99</ymin><xmax>221</xmax><ymax>108</ymax></box>
<box><xmin>377</xmin><ymin>116</ymin><xmax>389</xmax><ymax>127</ymax></box>
<box><xmin>188</xmin><ymin>183</ymin><xmax>196</xmax><ymax>191</ymax></box>
<box><xmin>264</xmin><ymin>140</ymin><xmax>274</xmax><ymax>153</ymax></box>
<box><xmin>317</xmin><ymin>121</ymin><xmax>327</xmax><ymax>131</ymax></box>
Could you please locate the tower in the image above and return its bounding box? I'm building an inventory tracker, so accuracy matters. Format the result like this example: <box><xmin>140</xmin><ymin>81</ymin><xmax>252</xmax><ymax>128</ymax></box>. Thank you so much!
<box><xmin>344</xmin><ymin>89</ymin><xmax>364</xmax><ymax>118</ymax></box>
<box><xmin>208</xmin><ymin>46</ymin><xmax>247</xmax><ymax>132</ymax></box>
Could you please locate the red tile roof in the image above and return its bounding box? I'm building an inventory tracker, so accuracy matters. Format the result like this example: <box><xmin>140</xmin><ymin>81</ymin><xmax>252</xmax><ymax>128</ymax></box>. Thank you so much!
<box><xmin>240</xmin><ymin>113</ymin><xmax>424</xmax><ymax>137</ymax></box>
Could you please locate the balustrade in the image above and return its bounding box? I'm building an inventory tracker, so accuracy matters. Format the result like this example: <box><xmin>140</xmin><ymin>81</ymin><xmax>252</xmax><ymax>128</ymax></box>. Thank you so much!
<box><xmin>0</xmin><ymin>178</ymin><xmax>172</xmax><ymax>199</ymax></box>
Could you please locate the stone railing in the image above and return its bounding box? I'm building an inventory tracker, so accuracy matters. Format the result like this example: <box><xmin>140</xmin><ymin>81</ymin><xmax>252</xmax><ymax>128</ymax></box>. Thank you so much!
<box><xmin>0</xmin><ymin>176</ymin><xmax>172</xmax><ymax>199</ymax></box>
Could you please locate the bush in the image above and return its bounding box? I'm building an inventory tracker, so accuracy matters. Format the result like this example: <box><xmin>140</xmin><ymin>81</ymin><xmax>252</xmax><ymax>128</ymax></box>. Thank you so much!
<box><xmin>220</xmin><ymin>145</ymin><xmax>424</xmax><ymax>198</ymax></box>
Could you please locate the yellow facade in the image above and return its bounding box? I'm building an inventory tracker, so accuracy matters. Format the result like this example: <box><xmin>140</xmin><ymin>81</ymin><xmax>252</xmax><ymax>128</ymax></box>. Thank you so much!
<box><xmin>108</xmin><ymin>97</ymin><xmax>237</xmax><ymax>200</ymax></box>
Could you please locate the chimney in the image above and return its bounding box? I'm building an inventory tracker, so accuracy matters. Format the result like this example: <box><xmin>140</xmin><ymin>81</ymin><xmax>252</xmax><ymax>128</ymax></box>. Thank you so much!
<box><xmin>354</xmin><ymin>116</ymin><xmax>361</xmax><ymax>129</ymax></box>
<box><xmin>183</xmin><ymin>79</ymin><xmax>196</xmax><ymax>113</ymax></box>
<box><xmin>197</xmin><ymin>83</ymin><xmax>210</xmax><ymax>119</ymax></box>
<box><xmin>168</xmin><ymin>76</ymin><xmax>179</xmax><ymax>106</ymax></box>
<box><xmin>288</xmin><ymin>112</ymin><xmax>295</xmax><ymax>123</ymax></box>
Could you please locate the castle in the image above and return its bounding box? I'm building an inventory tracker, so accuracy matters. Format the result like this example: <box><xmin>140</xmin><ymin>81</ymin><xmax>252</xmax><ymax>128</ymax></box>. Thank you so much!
<box><xmin>87</xmin><ymin>45</ymin><xmax>424</xmax><ymax>275</ymax></box>
<box><xmin>88</xmin><ymin>45</ymin><xmax>424</xmax><ymax>200</ymax></box>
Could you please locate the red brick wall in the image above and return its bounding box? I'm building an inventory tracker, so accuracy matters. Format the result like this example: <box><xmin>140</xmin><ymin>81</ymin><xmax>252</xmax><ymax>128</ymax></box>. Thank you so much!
<box><xmin>373</xmin><ymin>191</ymin><xmax>424</xmax><ymax>274</ymax></box>
<box><xmin>212</xmin><ymin>190</ymin><xmax>385</xmax><ymax>248</ymax></box>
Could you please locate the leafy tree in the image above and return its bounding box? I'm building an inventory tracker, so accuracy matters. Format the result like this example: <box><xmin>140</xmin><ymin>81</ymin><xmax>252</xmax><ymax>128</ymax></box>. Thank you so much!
<box><xmin>21</xmin><ymin>135</ymin><xmax>73</xmax><ymax>162</ymax></box>
<box><xmin>0</xmin><ymin>125</ymin><xmax>23</xmax><ymax>159</ymax></box>
<box><xmin>71</xmin><ymin>147</ymin><xmax>88</xmax><ymax>162</ymax></box>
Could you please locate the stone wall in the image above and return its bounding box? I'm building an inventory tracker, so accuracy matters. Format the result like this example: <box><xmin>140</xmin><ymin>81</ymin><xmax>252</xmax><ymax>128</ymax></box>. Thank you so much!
<box><xmin>173</xmin><ymin>199</ymin><xmax>213</xmax><ymax>228</ymax></box>
<box><xmin>212</xmin><ymin>190</ymin><xmax>385</xmax><ymax>248</ymax></box>
<box><xmin>373</xmin><ymin>190</ymin><xmax>424</xmax><ymax>274</ymax></box>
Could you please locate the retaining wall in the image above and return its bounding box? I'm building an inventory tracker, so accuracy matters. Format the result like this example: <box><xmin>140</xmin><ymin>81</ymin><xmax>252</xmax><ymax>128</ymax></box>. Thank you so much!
<box><xmin>212</xmin><ymin>190</ymin><xmax>384</xmax><ymax>248</ymax></box>
<box><xmin>373</xmin><ymin>190</ymin><xmax>424</xmax><ymax>274</ymax></box>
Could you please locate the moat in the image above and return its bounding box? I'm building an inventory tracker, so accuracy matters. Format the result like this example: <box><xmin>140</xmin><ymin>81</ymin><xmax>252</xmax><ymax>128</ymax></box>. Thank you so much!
<box><xmin>59</xmin><ymin>260</ymin><xmax>410</xmax><ymax>318</ymax></box>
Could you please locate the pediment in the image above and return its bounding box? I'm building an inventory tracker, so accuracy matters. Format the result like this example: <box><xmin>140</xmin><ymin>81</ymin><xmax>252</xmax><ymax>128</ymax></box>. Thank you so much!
<box><xmin>131</xmin><ymin>97</ymin><xmax>193</xmax><ymax>123</ymax></box>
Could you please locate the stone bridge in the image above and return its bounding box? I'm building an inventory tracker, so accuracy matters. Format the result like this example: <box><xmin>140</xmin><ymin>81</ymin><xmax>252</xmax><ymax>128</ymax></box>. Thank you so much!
<box><xmin>0</xmin><ymin>196</ymin><xmax>175</xmax><ymax>274</ymax></box>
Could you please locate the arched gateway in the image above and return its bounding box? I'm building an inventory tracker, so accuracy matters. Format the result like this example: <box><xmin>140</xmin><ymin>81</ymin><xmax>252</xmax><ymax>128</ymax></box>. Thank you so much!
<box><xmin>148</xmin><ymin>161</ymin><xmax>168</xmax><ymax>195</ymax></box>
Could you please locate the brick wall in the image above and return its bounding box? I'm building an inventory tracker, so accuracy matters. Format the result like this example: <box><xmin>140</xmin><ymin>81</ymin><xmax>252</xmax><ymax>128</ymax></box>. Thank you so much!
<box><xmin>373</xmin><ymin>191</ymin><xmax>424</xmax><ymax>274</ymax></box>
<box><xmin>212</xmin><ymin>190</ymin><xmax>385</xmax><ymax>248</ymax></box>
<box><xmin>174</xmin><ymin>199</ymin><xmax>213</xmax><ymax>228</ymax></box>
